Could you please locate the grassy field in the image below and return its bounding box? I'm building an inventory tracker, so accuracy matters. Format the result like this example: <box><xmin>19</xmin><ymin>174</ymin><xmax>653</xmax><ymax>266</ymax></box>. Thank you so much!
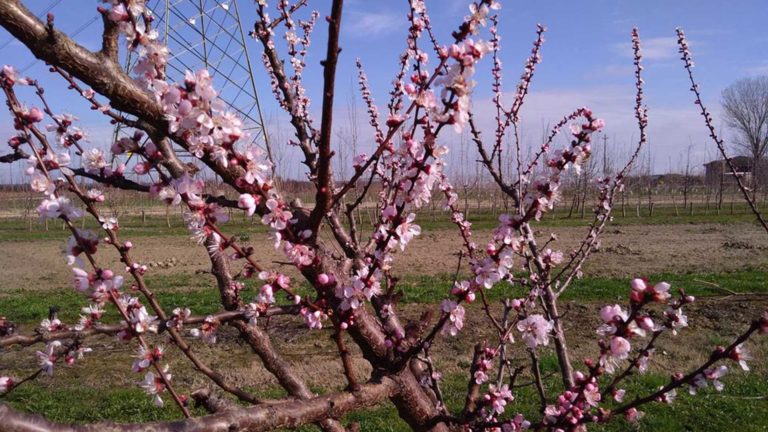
<box><xmin>1</xmin><ymin>208</ymin><xmax>767</xmax><ymax>431</ymax></box>
<box><xmin>1</xmin><ymin>270</ymin><xmax>767</xmax><ymax>325</ymax></box>
<box><xmin>3</xmin><ymin>365</ymin><xmax>766</xmax><ymax>431</ymax></box>
<box><xmin>0</xmin><ymin>203</ymin><xmax>766</xmax><ymax>242</ymax></box>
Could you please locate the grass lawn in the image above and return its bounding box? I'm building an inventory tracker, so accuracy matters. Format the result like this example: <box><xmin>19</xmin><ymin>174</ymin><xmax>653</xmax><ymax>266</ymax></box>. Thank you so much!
<box><xmin>3</xmin><ymin>371</ymin><xmax>766</xmax><ymax>431</ymax></box>
<box><xmin>1</xmin><ymin>232</ymin><xmax>767</xmax><ymax>430</ymax></box>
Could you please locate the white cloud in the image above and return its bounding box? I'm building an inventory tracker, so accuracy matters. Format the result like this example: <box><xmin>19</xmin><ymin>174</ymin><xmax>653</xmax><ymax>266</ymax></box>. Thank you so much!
<box><xmin>346</xmin><ymin>11</ymin><xmax>403</xmax><ymax>36</ymax></box>
<box><xmin>467</xmin><ymin>86</ymin><xmax>726</xmax><ymax>174</ymax></box>
<box><xmin>746</xmin><ymin>61</ymin><xmax>768</xmax><ymax>76</ymax></box>
<box><xmin>616</xmin><ymin>37</ymin><xmax>680</xmax><ymax>61</ymax></box>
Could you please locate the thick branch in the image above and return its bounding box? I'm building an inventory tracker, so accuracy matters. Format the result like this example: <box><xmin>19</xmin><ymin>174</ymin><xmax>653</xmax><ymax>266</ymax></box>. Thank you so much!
<box><xmin>309</xmin><ymin>0</ymin><xmax>344</xmax><ymax>232</ymax></box>
<box><xmin>0</xmin><ymin>378</ymin><xmax>396</xmax><ymax>432</ymax></box>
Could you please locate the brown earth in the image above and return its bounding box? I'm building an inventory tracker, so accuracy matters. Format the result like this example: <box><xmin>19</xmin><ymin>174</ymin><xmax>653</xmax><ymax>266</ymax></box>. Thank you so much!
<box><xmin>1</xmin><ymin>222</ymin><xmax>767</xmax><ymax>293</ymax></box>
<box><xmin>0</xmin><ymin>221</ymin><xmax>767</xmax><ymax>417</ymax></box>
<box><xmin>1</xmin><ymin>296</ymin><xmax>766</xmax><ymax>396</ymax></box>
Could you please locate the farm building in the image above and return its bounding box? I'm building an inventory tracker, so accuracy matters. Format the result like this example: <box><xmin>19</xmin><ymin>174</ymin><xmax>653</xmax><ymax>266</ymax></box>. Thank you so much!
<box><xmin>703</xmin><ymin>156</ymin><xmax>768</xmax><ymax>187</ymax></box>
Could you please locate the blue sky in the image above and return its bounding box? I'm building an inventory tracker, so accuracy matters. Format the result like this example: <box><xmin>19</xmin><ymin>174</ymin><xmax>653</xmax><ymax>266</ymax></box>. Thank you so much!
<box><xmin>1</xmin><ymin>0</ymin><xmax>767</xmax><ymax>183</ymax></box>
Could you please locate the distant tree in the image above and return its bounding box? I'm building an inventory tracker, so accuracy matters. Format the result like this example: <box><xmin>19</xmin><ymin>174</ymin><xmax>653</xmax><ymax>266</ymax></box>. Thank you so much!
<box><xmin>721</xmin><ymin>76</ymin><xmax>768</xmax><ymax>197</ymax></box>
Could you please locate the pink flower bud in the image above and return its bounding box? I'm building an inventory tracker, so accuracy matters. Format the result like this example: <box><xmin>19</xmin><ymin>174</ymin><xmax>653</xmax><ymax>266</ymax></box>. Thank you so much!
<box><xmin>317</xmin><ymin>273</ymin><xmax>330</xmax><ymax>285</ymax></box>
<box><xmin>25</xmin><ymin>107</ymin><xmax>44</xmax><ymax>123</ymax></box>
<box><xmin>630</xmin><ymin>278</ymin><xmax>646</xmax><ymax>292</ymax></box>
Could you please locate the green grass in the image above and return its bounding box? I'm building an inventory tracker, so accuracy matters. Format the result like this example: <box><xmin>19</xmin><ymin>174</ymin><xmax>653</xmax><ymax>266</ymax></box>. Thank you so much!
<box><xmin>396</xmin><ymin>268</ymin><xmax>768</xmax><ymax>304</ymax></box>
<box><xmin>2</xmin><ymin>385</ymin><xmax>206</xmax><ymax>423</ymax></box>
<box><xmin>0</xmin><ymin>274</ymin><xmax>224</xmax><ymax>324</ymax></box>
<box><xmin>0</xmin><ymin>203</ymin><xmax>764</xmax><ymax>242</ymax></box>
<box><xmin>2</xmin><ymin>270</ymin><xmax>767</xmax><ymax>325</ymax></box>
<box><xmin>3</xmin><ymin>372</ymin><xmax>766</xmax><ymax>431</ymax></box>
<box><xmin>1</xmin><ymin>266</ymin><xmax>766</xmax><ymax>430</ymax></box>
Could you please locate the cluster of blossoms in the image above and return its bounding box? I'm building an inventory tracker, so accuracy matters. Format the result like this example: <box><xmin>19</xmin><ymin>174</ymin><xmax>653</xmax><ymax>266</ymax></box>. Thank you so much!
<box><xmin>597</xmin><ymin>279</ymin><xmax>690</xmax><ymax>374</ymax></box>
<box><xmin>337</xmin><ymin>1</ymin><xmax>507</xmax><ymax>327</ymax></box>
<box><xmin>140</xmin><ymin>364</ymin><xmax>173</xmax><ymax>407</ymax></box>
<box><xmin>480</xmin><ymin>383</ymin><xmax>514</xmax><ymax>418</ymax></box>
<box><xmin>256</xmin><ymin>271</ymin><xmax>291</xmax><ymax>306</ymax></box>
<box><xmin>519</xmin><ymin>109</ymin><xmax>605</xmax><ymax>223</ymax></box>
<box><xmin>440</xmin><ymin>299</ymin><xmax>466</xmax><ymax>336</ymax></box>
<box><xmin>399</xmin><ymin>1</ymin><xmax>499</xmax><ymax>133</ymax></box>
<box><xmin>543</xmin><ymin>370</ymin><xmax>604</xmax><ymax>429</ymax></box>
<box><xmin>71</xmin><ymin>267</ymin><xmax>125</xmax><ymax>305</ymax></box>
<box><xmin>34</xmin><ymin>340</ymin><xmax>92</xmax><ymax>377</ymax></box>
<box><xmin>337</xmin><ymin>267</ymin><xmax>383</xmax><ymax>312</ymax></box>
<box><xmin>471</xmin><ymin>346</ymin><xmax>497</xmax><ymax>385</ymax></box>
<box><xmin>74</xmin><ymin>304</ymin><xmax>105</xmax><ymax>331</ymax></box>
<box><xmin>190</xmin><ymin>315</ymin><xmax>220</xmax><ymax>344</ymax></box>
<box><xmin>46</xmin><ymin>113</ymin><xmax>87</xmax><ymax>148</ymax></box>
<box><xmin>117</xmin><ymin>295</ymin><xmax>159</xmax><ymax>339</ymax></box>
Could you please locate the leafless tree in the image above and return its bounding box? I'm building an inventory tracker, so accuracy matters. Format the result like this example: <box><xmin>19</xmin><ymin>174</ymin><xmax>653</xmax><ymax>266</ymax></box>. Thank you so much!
<box><xmin>721</xmin><ymin>76</ymin><xmax>768</xmax><ymax>198</ymax></box>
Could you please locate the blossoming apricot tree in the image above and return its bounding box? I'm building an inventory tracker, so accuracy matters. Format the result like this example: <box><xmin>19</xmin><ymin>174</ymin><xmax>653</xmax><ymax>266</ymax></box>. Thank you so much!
<box><xmin>0</xmin><ymin>0</ymin><xmax>766</xmax><ymax>431</ymax></box>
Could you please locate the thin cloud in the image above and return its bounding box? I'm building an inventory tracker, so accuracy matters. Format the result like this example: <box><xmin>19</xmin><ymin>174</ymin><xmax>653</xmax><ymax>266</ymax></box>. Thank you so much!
<box><xmin>616</xmin><ymin>37</ymin><xmax>681</xmax><ymax>61</ymax></box>
<box><xmin>469</xmin><ymin>86</ymin><xmax>723</xmax><ymax>174</ymax></box>
<box><xmin>746</xmin><ymin>61</ymin><xmax>768</xmax><ymax>76</ymax></box>
<box><xmin>346</xmin><ymin>10</ymin><xmax>402</xmax><ymax>36</ymax></box>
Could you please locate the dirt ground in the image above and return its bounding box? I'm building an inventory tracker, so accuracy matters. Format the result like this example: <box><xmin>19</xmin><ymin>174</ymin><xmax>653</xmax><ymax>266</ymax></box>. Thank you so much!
<box><xmin>1</xmin><ymin>295</ymin><xmax>766</xmax><ymax>395</ymax></box>
<box><xmin>1</xmin><ymin>222</ymin><xmax>767</xmax><ymax>293</ymax></box>
<box><xmin>0</xmin><ymin>221</ymin><xmax>767</xmax><ymax>413</ymax></box>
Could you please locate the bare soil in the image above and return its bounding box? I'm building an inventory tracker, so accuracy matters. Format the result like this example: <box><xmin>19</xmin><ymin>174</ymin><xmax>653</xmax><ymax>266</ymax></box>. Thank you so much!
<box><xmin>1</xmin><ymin>221</ymin><xmax>767</xmax><ymax>396</ymax></box>
<box><xmin>1</xmin><ymin>223</ymin><xmax>767</xmax><ymax>292</ymax></box>
<box><xmin>1</xmin><ymin>296</ymin><xmax>766</xmax><ymax>395</ymax></box>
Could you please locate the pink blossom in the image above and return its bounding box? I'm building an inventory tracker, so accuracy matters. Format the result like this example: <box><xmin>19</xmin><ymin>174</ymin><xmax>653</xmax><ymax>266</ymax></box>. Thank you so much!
<box><xmin>36</xmin><ymin>341</ymin><xmax>61</xmax><ymax>376</ymax></box>
<box><xmin>63</xmin><ymin>229</ymin><xmax>99</xmax><ymax>267</ymax></box>
<box><xmin>599</xmin><ymin>304</ymin><xmax>628</xmax><ymax>324</ymax></box>
<box><xmin>194</xmin><ymin>315</ymin><xmax>219</xmax><ymax>343</ymax></box>
<box><xmin>517</xmin><ymin>315</ymin><xmax>553</xmax><ymax>349</ymax></box>
<box><xmin>664</xmin><ymin>307</ymin><xmax>689</xmax><ymax>335</ymax></box>
<box><xmin>37</xmin><ymin>195</ymin><xmax>83</xmax><ymax>221</ymax></box>
<box><xmin>625</xmin><ymin>407</ymin><xmax>644</xmax><ymax>422</ymax></box>
<box><xmin>86</xmin><ymin>189</ymin><xmax>105</xmax><ymax>202</ymax></box>
<box><xmin>262</xmin><ymin>198</ymin><xmax>292</xmax><ymax>230</ymax></box>
<box><xmin>451</xmin><ymin>280</ymin><xmax>476</xmax><ymax>303</ymax></box>
<box><xmin>132</xmin><ymin>346</ymin><xmax>164</xmax><ymax>373</ymax></box>
<box><xmin>29</xmin><ymin>171</ymin><xmax>52</xmax><ymax>194</ymax></box>
<box><xmin>140</xmin><ymin>365</ymin><xmax>171</xmax><ymax>407</ymax></box>
<box><xmin>483</xmin><ymin>384</ymin><xmax>513</xmax><ymax>415</ymax></box>
<box><xmin>610</xmin><ymin>336</ymin><xmax>631</xmax><ymax>359</ymax></box>
<box><xmin>656</xmin><ymin>388</ymin><xmax>677</xmax><ymax>404</ymax></box>
<box><xmin>166</xmin><ymin>308</ymin><xmax>191</xmax><ymax>331</ymax></box>
<box><xmin>441</xmin><ymin>300</ymin><xmax>465</xmax><ymax>336</ymax></box>
<box><xmin>705</xmin><ymin>365</ymin><xmax>728</xmax><ymax>391</ymax></box>
<box><xmin>71</xmin><ymin>267</ymin><xmax>91</xmax><ymax>292</ymax></box>
<box><xmin>612</xmin><ymin>388</ymin><xmax>626</xmax><ymax>402</ymax></box>
<box><xmin>301</xmin><ymin>307</ymin><xmax>327</xmax><ymax>330</ymax></box>
<box><xmin>473</xmin><ymin>258</ymin><xmax>505</xmax><ymax>289</ymax></box>
<box><xmin>40</xmin><ymin>317</ymin><xmax>64</xmax><ymax>332</ymax></box>
<box><xmin>131</xmin><ymin>306</ymin><xmax>159</xmax><ymax>334</ymax></box>
<box><xmin>83</xmin><ymin>148</ymin><xmax>108</xmax><ymax>173</ymax></box>
<box><xmin>542</xmin><ymin>248</ymin><xmax>564</xmax><ymax>266</ymax></box>
<box><xmin>0</xmin><ymin>376</ymin><xmax>13</xmax><ymax>394</ymax></box>
<box><xmin>729</xmin><ymin>344</ymin><xmax>751</xmax><ymax>371</ymax></box>
<box><xmin>238</xmin><ymin>193</ymin><xmax>258</xmax><ymax>217</ymax></box>
<box><xmin>23</xmin><ymin>107</ymin><xmax>44</xmax><ymax>123</ymax></box>
<box><xmin>395</xmin><ymin>213</ymin><xmax>421</xmax><ymax>250</ymax></box>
